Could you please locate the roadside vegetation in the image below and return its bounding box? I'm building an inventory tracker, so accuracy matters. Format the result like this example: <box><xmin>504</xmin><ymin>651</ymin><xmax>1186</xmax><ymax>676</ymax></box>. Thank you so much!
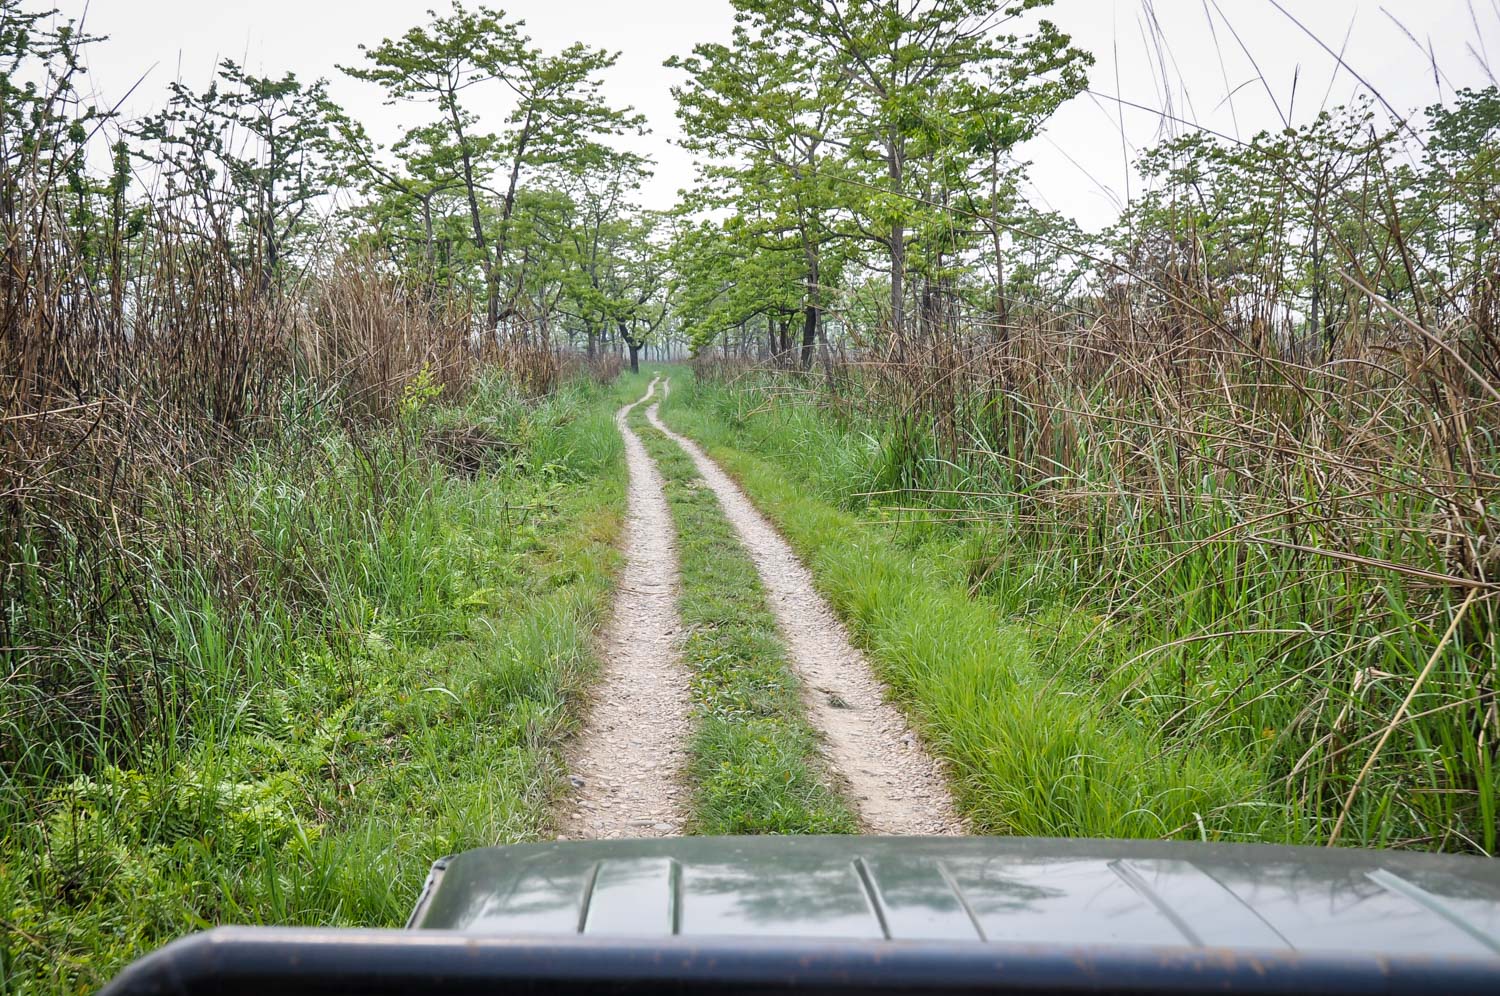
<box><xmin>4</xmin><ymin>0</ymin><xmax>1498</xmax><ymax>989</ymax></box>
<box><xmin>1</xmin><ymin>4</ymin><xmax>640</xmax><ymax>990</ymax></box>
<box><xmin>662</xmin><ymin>1</ymin><xmax>1499</xmax><ymax>854</ymax></box>
<box><xmin>630</xmin><ymin>394</ymin><xmax>857</xmax><ymax>835</ymax></box>
<box><xmin>662</xmin><ymin>340</ymin><xmax>1497</xmax><ymax>852</ymax></box>
<box><xmin>2</xmin><ymin>375</ymin><xmax>627</xmax><ymax>992</ymax></box>
<box><xmin>660</xmin><ymin>372</ymin><xmax>1273</xmax><ymax>841</ymax></box>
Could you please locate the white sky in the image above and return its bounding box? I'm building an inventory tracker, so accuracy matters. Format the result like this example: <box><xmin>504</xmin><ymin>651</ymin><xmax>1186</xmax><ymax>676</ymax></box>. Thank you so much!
<box><xmin>51</xmin><ymin>0</ymin><xmax>1500</xmax><ymax>230</ymax></box>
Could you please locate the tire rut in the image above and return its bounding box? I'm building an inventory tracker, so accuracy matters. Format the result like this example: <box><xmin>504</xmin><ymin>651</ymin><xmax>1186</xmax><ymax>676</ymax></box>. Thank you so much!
<box><xmin>560</xmin><ymin>378</ymin><xmax>691</xmax><ymax>839</ymax></box>
<box><xmin>646</xmin><ymin>393</ymin><xmax>963</xmax><ymax>835</ymax></box>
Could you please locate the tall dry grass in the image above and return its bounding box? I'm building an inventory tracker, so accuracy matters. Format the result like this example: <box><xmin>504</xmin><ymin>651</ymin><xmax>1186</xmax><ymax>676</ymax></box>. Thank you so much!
<box><xmin>0</xmin><ymin>233</ymin><xmax>474</xmax><ymax>776</ymax></box>
<box><xmin>687</xmin><ymin>84</ymin><xmax>1500</xmax><ymax>849</ymax></box>
<box><xmin>0</xmin><ymin>66</ymin><xmax>507</xmax><ymax>788</ymax></box>
<box><xmin>694</xmin><ymin>292</ymin><xmax>1499</xmax><ymax>848</ymax></box>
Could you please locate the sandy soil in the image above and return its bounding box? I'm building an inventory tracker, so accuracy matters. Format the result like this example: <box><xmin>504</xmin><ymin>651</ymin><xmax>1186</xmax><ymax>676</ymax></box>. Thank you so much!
<box><xmin>559</xmin><ymin>379</ymin><xmax>691</xmax><ymax>839</ymax></box>
<box><xmin>646</xmin><ymin>395</ymin><xmax>963</xmax><ymax>835</ymax></box>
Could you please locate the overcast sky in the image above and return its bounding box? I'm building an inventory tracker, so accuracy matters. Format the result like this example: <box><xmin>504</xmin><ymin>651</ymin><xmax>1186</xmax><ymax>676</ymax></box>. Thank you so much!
<box><xmin>51</xmin><ymin>0</ymin><xmax>1500</xmax><ymax>230</ymax></box>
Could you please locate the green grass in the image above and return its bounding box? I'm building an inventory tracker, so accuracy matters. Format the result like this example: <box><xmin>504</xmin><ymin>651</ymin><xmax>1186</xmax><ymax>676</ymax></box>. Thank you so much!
<box><xmin>1</xmin><ymin>374</ymin><xmax>632</xmax><ymax>995</ymax></box>
<box><xmin>628</xmin><ymin>382</ymin><xmax>857</xmax><ymax>835</ymax></box>
<box><xmin>654</xmin><ymin>367</ymin><xmax>1304</xmax><ymax>843</ymax></box>
<box><xmin>660</xmin><ymin>363</ymin><xmax>1499</xmax><ymax>852</ymax></box>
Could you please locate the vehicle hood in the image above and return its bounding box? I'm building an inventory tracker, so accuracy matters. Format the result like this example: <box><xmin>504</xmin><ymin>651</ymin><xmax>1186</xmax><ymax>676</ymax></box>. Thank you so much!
<box><xmin>409</xmin><ymin>835</ymin><xmax>1500</xmax><ymax>958</ymax></box>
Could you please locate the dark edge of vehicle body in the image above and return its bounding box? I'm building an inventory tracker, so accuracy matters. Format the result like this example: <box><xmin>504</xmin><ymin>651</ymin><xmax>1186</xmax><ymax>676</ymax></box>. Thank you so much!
<box><xmin>101</xmin><ymin>836</ymin><xmax>1500</xmax><ymax>995</ymax></box>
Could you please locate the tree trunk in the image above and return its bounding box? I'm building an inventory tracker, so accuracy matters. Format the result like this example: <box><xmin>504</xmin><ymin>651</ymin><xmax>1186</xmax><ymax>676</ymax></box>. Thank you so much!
<box><xmin>890</xmin><ymin>225</ymin><xmax>906</xmax><ymax>347</ymax></box>
<box><xmin>992</xmin><ymin>234</ymin><xmax>1010</xmax><ymax>346</ymax></box>
<box><xmin>421</xmin><ymin>192</ymin><xmax>439</xmax><ymax>308</ymax></box>
<box><xmin>1312</xmin><ymin>165</ymin><xmax>1329</xmax><ymax>361</ymax></box>
<box><xmin>260</xmin><ymin>126</ymin><xmax>280</xmax><ymax>299</ymax></box>
<box><xmin>619</xmin><ymin>321</ymin><xmax>642</xmax><ymax>374</ymax></box>
<box><xmin>988</xmin><ymin>148</ymin><xmax>1010</xmax><ymax>347</ymax></box>
<box><xmin>888</xmin><ymin>145</ymin><xmax>906</xmax><ymax>349</ymax></box>
<box><xmin>800</xmin><ymin>252</ymin><xmax>820</xmax><ymax>370</ymax></box>
<box><xmin>494</xmin><ymin>109</ymin><xmax>535</xmax><ymax>325</ymax></box>
<box><xmin>919</xmin><ymin>278</ymin><xmax>935</xmax><ymax>342</ymax></box>
<box><xmin>446</xmin><ymin>101</ymin><xmax>498</xmax><ymax>332</ymax></box>
<box><xmin>108</xmin><ymin>153</ymin><xmax>126</xmax><ymax>342</ymax></box>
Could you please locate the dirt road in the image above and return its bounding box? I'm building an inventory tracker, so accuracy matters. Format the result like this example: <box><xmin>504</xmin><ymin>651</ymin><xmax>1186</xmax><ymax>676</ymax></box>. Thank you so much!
<box><xmin>646</xmin><ymin>396</ymin><xmax>961</xmax><ymax>835</ymax></box>
<box><xmin>561</xmin><ymin>378</ymin><xmax>691</xmax><ymax>838</ymax></box>
<box><xmin>562</xmin><ymin>379</ymin><xmax>961</xmax><ymax>838</ymax></box>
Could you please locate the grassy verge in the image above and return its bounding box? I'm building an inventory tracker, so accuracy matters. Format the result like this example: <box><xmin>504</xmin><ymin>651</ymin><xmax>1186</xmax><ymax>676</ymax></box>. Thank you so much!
<box><xmin>655</xmin><ymin>367</ymin><xmax>1303</xmax><ymax>844</ymax></box>
<box><xmin>628</xmin><ymin>387</ymin><xmax>857</xmax><ymax>835</ymax></box>
<box><xmin>1</xmin><ymin>375</ymin><xmax>631</xmax><ymax>994</ymax></box>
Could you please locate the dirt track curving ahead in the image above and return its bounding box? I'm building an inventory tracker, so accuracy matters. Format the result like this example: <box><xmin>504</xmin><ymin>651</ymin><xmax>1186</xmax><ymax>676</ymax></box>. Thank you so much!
<box><xmin>560</xmin><ymin>378</ymin><xmax>691</xmax><ymax>839</ymax></box>
<box><xmin>562</xmin><ymin>378</ymin><xmax>961</xmax><ymax>839</ymax></box>
<box><xmin>645</xmin><ymin>393</ymin><xmax>962</xmax><ymax>836</ymax></box>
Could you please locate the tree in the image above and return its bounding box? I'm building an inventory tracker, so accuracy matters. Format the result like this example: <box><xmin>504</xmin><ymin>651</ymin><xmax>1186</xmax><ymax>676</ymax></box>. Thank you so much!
<box><xmin>343</xmin><ymin>2</ymin><xmax>644</xmax><ymax>333</ymax></box>
<box><xmin>670</xmin><ymin>19</ymin><xmax>847</xmax><ymax>368</ymax></box>
<box><xmin>669</xmin><ymin>215</ymin><xmax>805</xmax><ymax>358</ymax></box>
<box><xmin>725</xmin><ymin>0</ymin><xmax>1091</xmax><ymax>346</ymax></box>
<box><xmin>610</xmin><ymin>214</ymin><xmax>672</xmax><ymax>374</ymax></box>
<box><xmin>553</xmin><ymin>148</ymin><xmax>643</xmax><ymax>359</ymax></box>
<box><xmin>1</xmin><ymin>1</ymin><xmax>121</xmax><ymax>348</ymax></box>
<box><xmin>136</xmin><ymin>62</ymin><xmax>348</xmax><ymax>293</ymax></box>
<box><xmin>1412</xmin><ymin>87</ymin><xmax>1500</xmax><ymax>338</ymax></box>
<box><xmin>549</xmin><ymin>149</ymin><xmax>668</xmax><ymax>372</ymax></box>
<box><xmin>336</xmin><ymin>116</ymin><xmax>475</xmax><ymax>298</ymax></box>
<box><xmin>1114</xmin><ymin>101</ymin><xmax>1406</xmax><ymax>359</ymax></box>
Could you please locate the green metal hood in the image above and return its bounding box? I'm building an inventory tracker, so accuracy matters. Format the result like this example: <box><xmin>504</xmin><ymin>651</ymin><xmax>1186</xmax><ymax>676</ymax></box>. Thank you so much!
<box><xmin>409</xmin><ymin>836</ymin><xmax>1500</xmax><ymax>957</ymax></box>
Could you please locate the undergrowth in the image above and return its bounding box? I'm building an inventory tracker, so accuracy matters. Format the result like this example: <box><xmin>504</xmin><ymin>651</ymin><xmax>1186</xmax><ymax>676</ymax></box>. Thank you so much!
<box><xmin>0</xmin><ymin>375</ymin><xmax>626</xmax><ymax>994</ymax></box>
<box><xmin>662</xmin><ymin>365</ymin><xmax>1495</xmax><ymax>851</ymax></box>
